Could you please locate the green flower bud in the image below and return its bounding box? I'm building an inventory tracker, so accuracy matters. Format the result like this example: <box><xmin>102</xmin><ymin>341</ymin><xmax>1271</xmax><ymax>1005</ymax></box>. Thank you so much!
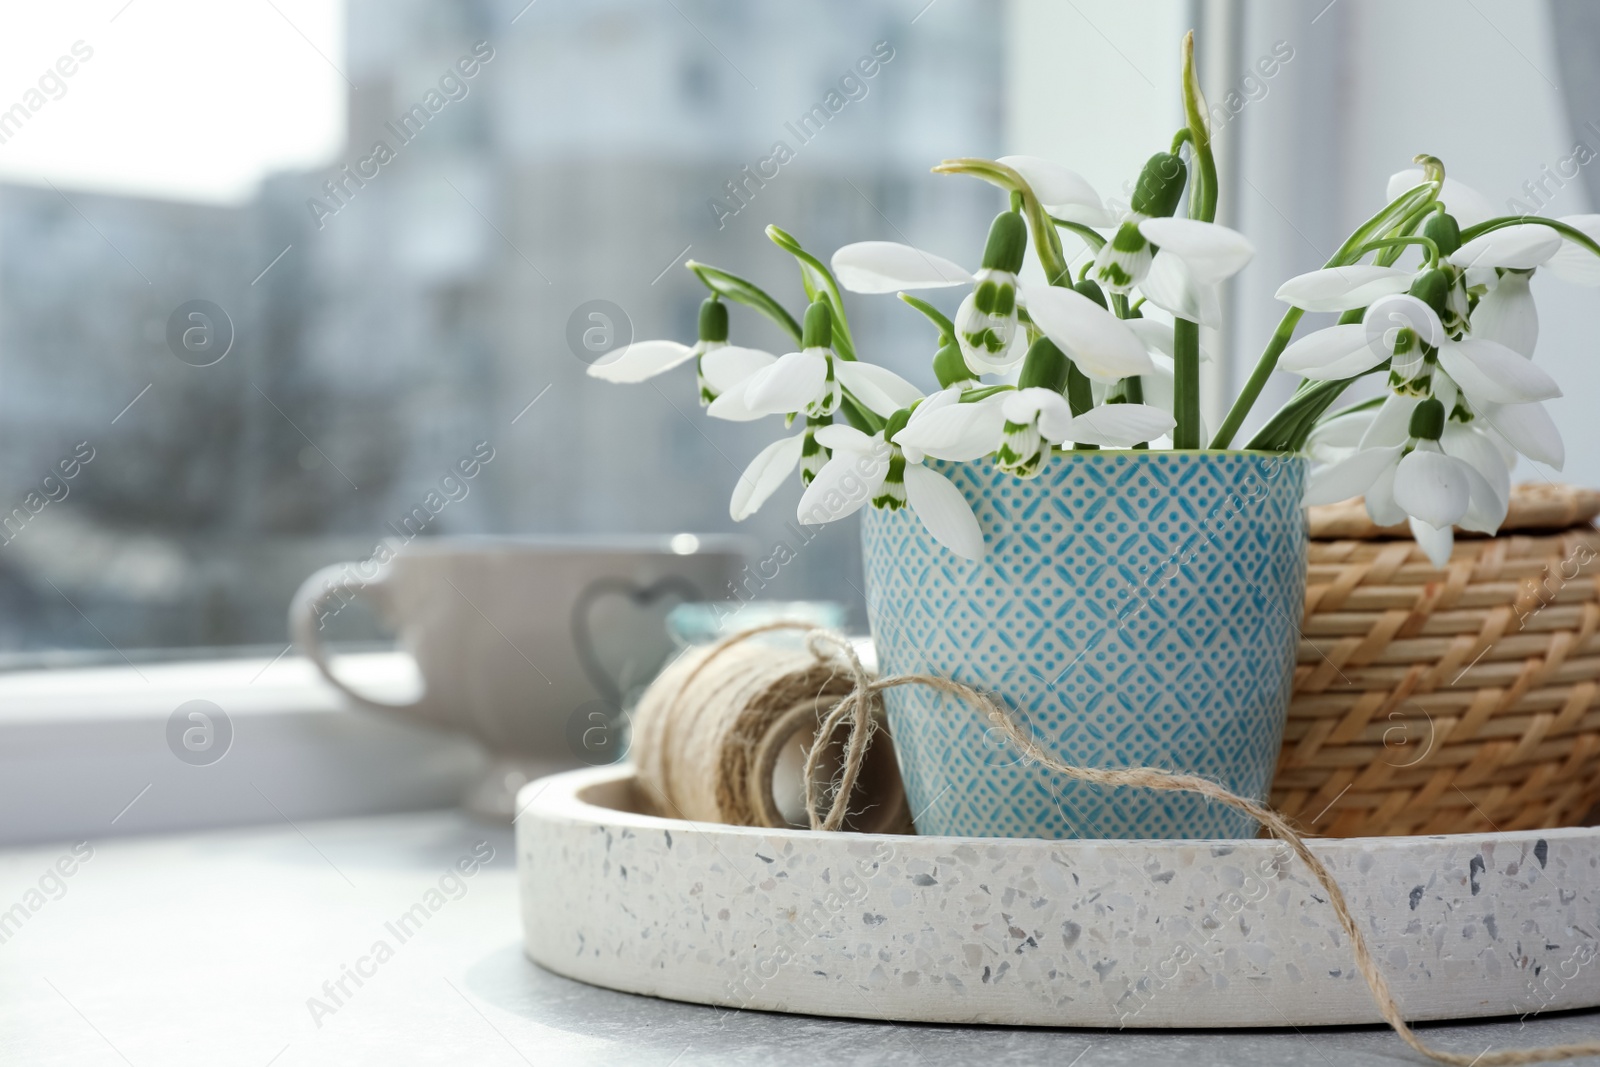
<box><xmin>698</xmin><ymin>297</ymin><xmax>729</xmax><ymax>343</ymax></box>
<box><xmin>883</xmin><ymin>406</ymin><xmax>913</xmax><ymax>444</ymax></box>
<box><xmin>980</xmin><ymin>210</ymin><xmax>1027</xmax><ymax>274</ymax></box>
<box><xmin>1130</xmin><ymin>151</ymin><xmax>1187</xmax><ymax>218</ymax></box>
<box><xmin>1408</xmin><ymin>397</ymin><xmax>1446</xmax><ymax>440</ymax></box>
<box><xmin>933</xmin><ymin>339</ymin><xmax>978</xmax><ymax>388</ymax></box>
<box><xmin>1421</xmin><ymin>212</ymin><xmax>1461</xmax><ymax>258</ymax></box>
<box><xmin>1408</xmin><ymin>268</ymin><xmax>1450</xmax><ymax>316</ymax></box>
<box><xmin>800</xmin><ymin>300</ymin><xmax>832</xmax><ymax>348</ymax></box>
<box><xmin>1017</xmin><ymin>337</ymin><xmax>1069</xmax><ymax>393</ymax></box>
<box><xmin>1073</xmin><ymin>278</ymin><xmax>1108</xmax><ymax>310</ymax></box>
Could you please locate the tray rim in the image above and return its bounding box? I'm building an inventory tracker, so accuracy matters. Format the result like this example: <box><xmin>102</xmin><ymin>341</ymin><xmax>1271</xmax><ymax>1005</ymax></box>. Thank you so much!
<box><xmin>522</xmin><ymin>764</ymin><xmax>1599</xmax><ymax>852</ymax></box>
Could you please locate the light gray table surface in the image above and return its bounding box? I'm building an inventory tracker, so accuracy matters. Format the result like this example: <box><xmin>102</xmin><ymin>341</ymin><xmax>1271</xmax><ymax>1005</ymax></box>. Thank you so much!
<box><xmin>2</xmin><ymin>810</ymin><xmax>1597</xmax><ymax>1066</ymax></box>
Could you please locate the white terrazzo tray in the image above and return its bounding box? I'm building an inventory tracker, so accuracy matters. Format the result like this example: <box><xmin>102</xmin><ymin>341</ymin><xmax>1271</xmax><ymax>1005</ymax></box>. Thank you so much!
<box><xmin>516</xmin><ymin>766</ymin><xmax>1600</xmax><ymax>1028</ymax></box>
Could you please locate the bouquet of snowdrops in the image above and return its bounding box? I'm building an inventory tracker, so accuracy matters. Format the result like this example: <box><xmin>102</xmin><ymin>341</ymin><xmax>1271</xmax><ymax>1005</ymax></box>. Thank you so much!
<box><xmin>590</xmin><ymin>33</ymin><xmax>1600</xmax><ymax>564</ymax></box>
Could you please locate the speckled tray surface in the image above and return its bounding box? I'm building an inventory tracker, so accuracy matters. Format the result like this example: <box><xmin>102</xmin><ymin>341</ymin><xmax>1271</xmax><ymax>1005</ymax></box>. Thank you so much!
<box><xmin>516</xmin><ymin>766</ymin><xmax>1600</xmax><ymax>1028</ymax></box>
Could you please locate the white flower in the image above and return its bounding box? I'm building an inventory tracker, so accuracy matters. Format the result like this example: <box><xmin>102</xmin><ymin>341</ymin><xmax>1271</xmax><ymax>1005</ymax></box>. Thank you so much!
<box><xmin>1469</xmin><ymin>271</ymin><xmax>1536</xmax><ymax>357</ymax></box>
<box><xmin>997</xmin><ymin>155</ymin><xmax>1114</xmax><ymax>226</ymax></box>
<box><xmin>729</xmin><ymin>433</ymin><xmax>806</xmax><ymax>520</ymax></box>
<box><xmin>833</xmin><ymin>214</ymin><xmax>1029</xmax><ymax>375</ymax></box>
<box><xmin>890</xmin><ymin>386</ymin><xmax>1009</xmax><ymax>461</ymax></box>
<box><xmin>1305</xmin><ymin>394</ymin><xmax>1504</xmax><ymax>566</ymax></box>
<box><xmin>1017</xmin><ymin>284</ymin><xmax>1155</xmax><ymax>384</ymax></box>
<box><xmin>1279</xmin><ymin>294</ymin><xmax>1442</xmax><ymax>382</ymax></box>
<box><xmin>1141</xmin><ymin>219</ymin><xmax>1255</xmax><ymax>324</ymax></box>
<box><xmin>795</xmin><ymin>424</ymin><xmax>984</xmax><ymax>561</ymax></box>
<box><xmin>994</xmin><ymin>389</ymin><xmax>1174</xmax><ymax>475</ymax></box>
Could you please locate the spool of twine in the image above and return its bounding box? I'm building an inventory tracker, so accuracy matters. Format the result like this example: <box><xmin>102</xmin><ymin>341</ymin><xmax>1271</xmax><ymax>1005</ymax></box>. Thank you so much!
<box><xmin>630</xmin><ymin>638</ymin><xmax>911</xmax><ymax>833</ymax></box>
<box><xmin>680</xmin><ymin>623</ymin><xmax>1598</xmax><ymax>1067</ymax></box>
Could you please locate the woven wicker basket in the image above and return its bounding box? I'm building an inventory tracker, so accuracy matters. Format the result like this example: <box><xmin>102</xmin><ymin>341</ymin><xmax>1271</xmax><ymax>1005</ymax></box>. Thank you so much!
<box><xmin>1270</xmin><ymin>482</ymin><xmax>1600</xmax><ymax>837</ymax></box>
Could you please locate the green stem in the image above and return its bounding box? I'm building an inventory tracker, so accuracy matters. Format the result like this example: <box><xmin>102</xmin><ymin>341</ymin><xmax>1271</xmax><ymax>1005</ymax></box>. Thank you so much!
<box><xmin>1173</xmin><ymin>318</ymin><xmax>1202</xmax><ymax>449</ymax></box>
<box><xmin>686</xmin><ymin>261</ymin><xmax>802</xmax><ymax>341</ymax></box>
<box><xmin>1354</xmin><ymin>235</ymin><xmax>1439</xmax><ymax>267</ymax></box>
<box><xmin>897</xmin><ymin>293</ymin><xmax>954</xmax><ymax>339</ymax></box>
<box><xmin>766</xmin><ymin>225</ymin><xmax>857</xmax><ymax>359</ymax></box>
<box><xmin>1052</xmin><ymin>217</ymin><xmax>1107</xmax><ymax>251</ymax></box>
<box><xmin>1171</xmin><ymin>31</ymin><xmax>1215</xmax><ymax>452</ymax></box>
<box><xmin>933</xmin><ymin>158</ymin><xmax>1072</xmax><ymax>285</ymax></box>
<box><xmin>838</xmin><ymin>393</ymin><xmax>884</xmax><ymax>435</ymax></box>
<box><xmin>1207</xmin><ymin>181</ymin><xmax>1441</xmax><ymax>449</ymax></box>
<box><xmin>1066</xmin><ymin>364</ymin><xmax>1097</xmax><ymax>451</ymax></box>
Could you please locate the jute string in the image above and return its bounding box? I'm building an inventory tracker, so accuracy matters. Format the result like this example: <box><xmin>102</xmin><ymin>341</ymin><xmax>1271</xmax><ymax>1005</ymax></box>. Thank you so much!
<box><xmin>686</xmin><ymin>622</ymin><xmax>1600</xmax><ymax>1066</ymax></box>
<box><xmin>630</xmin><ymin>631</ymin><xmax>909</xmax><ymax>831</ymax></box>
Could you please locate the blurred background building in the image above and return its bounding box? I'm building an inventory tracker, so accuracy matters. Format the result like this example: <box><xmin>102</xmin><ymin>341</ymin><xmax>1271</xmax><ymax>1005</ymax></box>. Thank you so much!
<box><xmin>0</xmin><ymin>0</ymin><xmax>1002</xmax><ymax>658</ymax></box>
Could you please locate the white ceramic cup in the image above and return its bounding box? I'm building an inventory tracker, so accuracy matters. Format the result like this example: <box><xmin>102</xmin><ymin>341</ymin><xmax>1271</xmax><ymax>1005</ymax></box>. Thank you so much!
<box><xmin>289</xmin><ymin>536</ymin><xmax>743</xmax><ymax>812</ymax></box>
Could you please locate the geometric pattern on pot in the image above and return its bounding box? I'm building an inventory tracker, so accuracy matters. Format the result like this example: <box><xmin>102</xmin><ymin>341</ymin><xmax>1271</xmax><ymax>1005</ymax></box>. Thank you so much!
<box><xmin>862</xmin><ymin>450</ymin><xmax>1308</xmax><ymax>839</ymax></box>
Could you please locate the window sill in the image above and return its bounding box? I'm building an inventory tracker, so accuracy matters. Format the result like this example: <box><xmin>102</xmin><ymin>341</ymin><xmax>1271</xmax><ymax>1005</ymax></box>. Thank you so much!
<box><xmin>0</xmin><ymin>651</ymin><xmax>485</xmax><ymax>848</ymax></box>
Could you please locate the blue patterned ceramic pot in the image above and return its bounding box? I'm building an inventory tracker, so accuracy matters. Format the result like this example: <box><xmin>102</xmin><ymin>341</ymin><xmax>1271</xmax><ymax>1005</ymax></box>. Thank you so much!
<box><xmin>861</xmin><ymin>450</ymin><xmax>1307</xmax><ymax>839</ymax></box>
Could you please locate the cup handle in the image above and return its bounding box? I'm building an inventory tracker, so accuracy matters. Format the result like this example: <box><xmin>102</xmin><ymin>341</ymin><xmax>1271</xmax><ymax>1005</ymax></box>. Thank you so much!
<box><xmin>289</xmin><ymin>562</ymin><xmax>427</xmax><ymax>714</ymax></box>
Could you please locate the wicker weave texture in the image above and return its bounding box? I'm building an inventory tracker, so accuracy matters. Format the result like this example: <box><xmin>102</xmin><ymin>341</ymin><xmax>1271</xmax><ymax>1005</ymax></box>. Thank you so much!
<box><xmin>1271</xmin><ymin>527</ymin><xmax>1600</xmax><ymax>837</ymax></box>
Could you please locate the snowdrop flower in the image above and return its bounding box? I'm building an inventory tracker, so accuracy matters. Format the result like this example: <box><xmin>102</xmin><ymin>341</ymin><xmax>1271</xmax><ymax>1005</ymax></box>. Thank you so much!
<box><xmin>833</xmin><ymin>211</ymin><xmax>1029</xmax><ymax>373</ymax></box>
<box><xmin>1305</xmin><ymin>396</ymin><xmax>1501</xmax><ymax>566</ymax></box>
<box><xmin>588</xmin><ymin>298</ymin><xmax>777</xmax><ymax>408</ymax></box>
<box><xmin>834</xmin><ymin>214</ymin><xmax>1157</xmax><ymax>383</ymax></box>
<box><xmin>997</xmin><ymin>154</ymin><xmax>1115</xmax><ymax>227</ymax></box>
<box><xmin>994</xmin><ymin>338</ymin><xmax>1175</xmax><ymax>476</ymax></box>
<box><xmin>795</xmin><ymin>415</ymin><xmax>985</xmax><ymax>562</ymax></box>
<box><xmin>1279</xmin><ymin>293</ymin><xmax>1443</xmax><ymax>385</ymax></box>
<box><xmin>707</xmin><ymin>301</ymin><xmax>921</xmax><ymax>423</ymax></box>
<box><xmin>1470</xmin><ymin>270</ymin><xmax>1536</xmax><ymax>357</ymax></box>
<box><xmin>891</xmin><ymin>385</ymin><xmax>1009</xmax><ymax>463</ymax></box>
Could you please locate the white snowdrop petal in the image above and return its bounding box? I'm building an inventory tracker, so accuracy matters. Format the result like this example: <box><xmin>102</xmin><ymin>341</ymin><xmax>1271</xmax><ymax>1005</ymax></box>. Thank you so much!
<box><xmin>1438</xmin><ymin>338</ymin><xmax>1561</xmax><ymax>406</ymax></box>
<box><xmin>1365</xmin><ymin>462</ymin><xmax>1405</xmax><ymax>527</ymax></box>
<box><xmin>1139</xmin><ymin>251</ymin><xmax>1223</xmax><ymax>327</ymax></box>
<box><xmin>699</xmin><ymin>345</ymin><xmax>778</xmax><ymax>394</ymax></box>
<box><xmin>1470</xmin><ymin>273</ymin><xmax>1537</xmax><ymax>357</ymax></box>
<box><xmin>1066</xmin><ymin>404</ymin><xmax>1175</xmax><ymax>447</ymax></box>
<box><xmin>705</xmin><ymin>384</ymin><xmax>769</xmax><ymax>422</ymax></box>
<box><xmin>998</xmin><ymin>155</ymin><xmax>1112</xmax><ymax>226</ymax></box>
<box><xmin>1136</xmin><ymin>218</ymin><xmax>1254</xmax><ymax>282</ymax></box>
<box><xmin>1386</xmin><ymin>171</ymin><xmax>1496</xmax><ymax>230</ymax></box>
<box><xmin>830</xmin><ymin>241</ymin><xmax>973</xmax><ymax>293</ymax></box>
<box><xmin>1306</xmin><ymin>408</ymin><xmax>1377</xmax><ymax>463</ymax></box>
<box><xmin>1021</xmin><ymin>284</ymin><xmax>1154</xmax><ymax>382</ymax></box>
<box><xmin>813</xmin><ymin>423</ymin><xmax>877</xmax><ymax>453</ymax></box>
<box><xmin>744</xmin><ymin>351</ymin><xmax>828</xmax><ymax>415</ymax></box>
<box><xmin>834</xmin><ymin>360</ymin><xmax>924</xmax><ymax>418</ymax></box>
<box><xmin>729</xmin><ymin>434</ymin><xmax>805</xmax><ymax>521</ymax></box>
<box><xmin>1480</xmin><ymin>401</ymin><xmax>1565</xmax><ymax>470</ymax></box>
<box><xmin>1364</xmin><ymin>293</ymin><xmax>1443</xmax><ymax>349</ymax></box>
<box><xmin>1409</xmin><ymin>517</ymin><xmax>1456</xmax><ymax>568</ymax></box>
<box><xmin>1545</xmin><ymin>215</ymin><xmax>1600</xmax><ymax>285</ymax></box>
<box><xmin>1304</xmin><ymin>445</ymin><xmax>1402</xmax><ymax>506</ymax></box>
<box><xmin>1449</xmin><ymin>226</ymin><xmax>1563</xmax><ymax>272</ymax></box>
<box><xmin>1279</xmin><ymin>324</ymin><xmax>1385</xmax><ymax>380</ymax></box>
<box><xmin>1274</xmin><ymin>266</ymin><xmax>1414</xmax><ymax>312</ymax></box>
<box><xmin>1000</xmin><ymin>387</ymin><xmax>1058</xmax><ymax>424</ymax></box>
<box><xmin>897</xmin><ymin>398</ymin><xmax>1008</xmax><ymax>461</ymax></box>
<box><xmin>587</xmin><ymin>339</ymin><xmax>696</xmax><ymax>382</ymax></box>
<box><xmin>796</xmin><ymin>452</ymin><xmax>883</xmax><ymax>525</ymax></box>
<box><xmin>1393</xmin><ymin>449</ymin><xmax>1471</xmax><ymax>528</ymax></box>
<box><xmin>1360</xmin><ymin>393</ymin><xmax>1419</xmax><ymax>450</ymax></box>
<box><xmin>1457</xmin><ymin>459</ymin><xmax>1508</xmax><ymax>534</ymax></box>
<box><xmin>903</xmin><ymin>464</ymin><xmax>984</xmax><ymax>561</ymax></box>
